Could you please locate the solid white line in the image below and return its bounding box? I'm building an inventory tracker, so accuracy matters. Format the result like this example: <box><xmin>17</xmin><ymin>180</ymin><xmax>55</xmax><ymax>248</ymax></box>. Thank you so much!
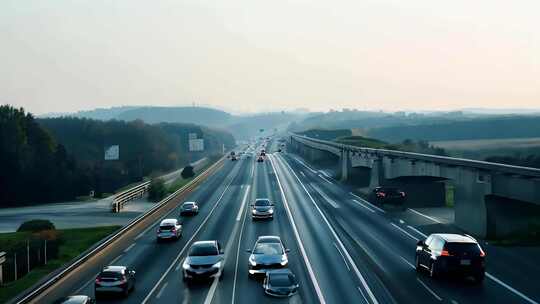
<box><xmin>408</xmin><ymin>208</ymin><xmax>442</xmax><ymax>223</ymax></box>
<box><xmin>399</xmin><ymin>256</ymin><xmax>415</xmax><ymax>269</ymax></box>
<box><xmin>276</xmin><ymin>154</ymin><xmax>379</xmax><ymax>304</ymax></box>
<box><xmin>334</xmin><ymin>242</ymin><xmax>350</xmax><ymax>271</ymax></box>
<box><xmin>269</xmin><ymin>155</ymin><xmax>327</xmax><ymax>304</ymax></box>
<box><xmin>352</xmin><ymin>199</ymin><xmax>375</xmax><ymax>213</ymax></box>
<box><xmin>407</xmin><ymin>225</ymin><xmax>428</xmax><ymax>238</ymax></box>
<box><xmin>311</xmin><ymin>184</ymin><xmax>339</xmax><ymax>208</ymax></box>
<box><xmin>293</xmin><ymin>156</ymin><xmax>317</xmax><ymax>174</ymax></box>
<box><xmin>318</xmin><ymin>174</ymin><xmax>333</xmax><ymax>185</ymax></box>
<box><xmin>123</xmin><ymin>243</ymin><xmax>136</xmax><ymax>253</ymax></box>
<box><xmin>156</xmin><ymin>282</ymin><xmax>168</xmax><ymax>299</ymax></box>
<box><xmin>349</xmin><ymin>192</ymin><xmax>385</xmax><ymax>213</ymax></box>
<box><xmin>236</xmin><ymin>185</ymin><xmax>251</xmax><ymax>221</ymax></box>
<box><xmin>390</xmin><ymin>223</ymin><xmax>420</xmax><ymax>242</ymax></box>
<box><xmin>203</xmin><ymin>277</ymin><xmax>219</xmax><ymax>304</ymax></box>
<box><xmin>486</xmin><ymin>273</ymin><xmax>539</xmax><ymax>304</ymax></box>
<box><xmin>357</xmin><ymin>286</ymin><xmax>370</xmax><ymax>304</ymax></box>
<box><xmin>232</xmin><ymin>180</ymin><xmax>251</xmax><ymax>303</ymax></box>
<box><xmin>319</xmin><ymin>170</ymin><xmax>332</xmax><ymax>179</ymax></box>
<box><xmin>110</xmin><ymin>254</ymin><xmax>123</xmax><ymax>264</ymax></box>
<box><xmin>141</xmin><ymin>172</ymin><xmax>237</xmax><ymax>304</ymax></box>
<box><xmin>417</xmin><ymin>278</ymin><xmax>442</xmax><ymax>301</ymax></box>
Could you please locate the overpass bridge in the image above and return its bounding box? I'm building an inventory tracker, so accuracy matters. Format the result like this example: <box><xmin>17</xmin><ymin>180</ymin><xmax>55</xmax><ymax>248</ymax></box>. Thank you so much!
<box><xmin>289</xmin><ymin>134</ymin><xmax>540</xmax><ymax>238</ymax></box>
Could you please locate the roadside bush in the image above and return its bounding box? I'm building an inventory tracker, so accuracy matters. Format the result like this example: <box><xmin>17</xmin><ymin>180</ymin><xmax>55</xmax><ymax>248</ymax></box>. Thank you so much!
<box><xmin>181</xmin><ymin>165</ymin><xmax>195</xmax><ymax>179</ymax></box>
<box><xmin>17</xmin><ymin>219</ymin><xmax>56</xmax><ymax>232</ymax></box>
<box><xmin>148</xmin><ymin>178</ymin><xmax>167</xmax><ymax>202</ymax></box>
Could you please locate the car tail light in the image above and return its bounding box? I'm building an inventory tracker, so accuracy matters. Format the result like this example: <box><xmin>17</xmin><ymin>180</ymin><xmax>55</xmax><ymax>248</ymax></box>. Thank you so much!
<box><xmin>120</xmin><ymin>276</ymin><xmax>128</xmax><ymax>284</ymax></box>
<box><xmin>171</xmin><ymin>227</ymin><xmax>176</xmax><ymax>232</ymax></box>
<box><xmin>377</xmin><ymin>192</ymin><xmax>386</xmax><ymax>198</ymax></box>
<box><xmin>440</xmin><ymin>250</ymin><xmax>453</xmax><ymax>256</ymax></box>
<box><xmin>400</xmin><ymin>191</ymin><xmax>406</xmax><ymax>197</ymax></box>
<box><xmin>479</xmin><ymin>249</ymin><xmax>486</xmax><ymax>257</ymax></box>
<box><xmin>95</xmin><ymin>277</ymin><xmax>101</xmax><ymax>284</ymax></box>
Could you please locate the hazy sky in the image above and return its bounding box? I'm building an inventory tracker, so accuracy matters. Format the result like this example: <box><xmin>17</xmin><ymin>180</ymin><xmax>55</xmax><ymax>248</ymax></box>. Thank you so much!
<box><xmin>1</xmin><ymin>0</ymin><xmax>539</xmax><ymax>115</ymax></box>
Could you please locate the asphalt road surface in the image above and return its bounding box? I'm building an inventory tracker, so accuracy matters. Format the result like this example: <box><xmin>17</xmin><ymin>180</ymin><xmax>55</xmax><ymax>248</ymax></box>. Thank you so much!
<box><xmin>42</xmin><ymin>141</ymin><xmax>539</xmax><ymax>304</ymax></box>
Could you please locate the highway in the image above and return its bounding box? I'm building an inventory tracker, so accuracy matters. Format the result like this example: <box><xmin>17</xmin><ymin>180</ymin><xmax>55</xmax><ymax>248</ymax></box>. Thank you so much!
<box><xmin>36</xmin><ymin>140</ymin><xmax>539</xmax><ymax>304</ymax></box>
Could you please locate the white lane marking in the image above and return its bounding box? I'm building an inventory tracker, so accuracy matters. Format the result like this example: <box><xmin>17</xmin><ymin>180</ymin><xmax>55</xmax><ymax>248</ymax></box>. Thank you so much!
<box><xmin>399</xmin><ymin>219</ymin><xmax>405</xmax><ymax>224</ymax></box>
<box><xmin>318</xmin><ymin>174</ymin><xmax>333</xmax><ymax>185</ymax></box>
<box><xmin>352</xmin><ymin>199</ymin><xmax>375</xmax><ymax>213</ymax></box>
<box><xmin>357</xmin><ymin>286</ymin><xmax>370</xmax><ymax>304</ymax></box>
<box><xmin>349</xmin><ymin>192</ymin><xmax>385</xmax><ymax>213</ymax></box>
<box><xmin>236</xmin><ymin>185</ymin><xmax>251</xmax><ymax>221</ymax></box>
<box><xmin>300</xmin><ymin>171</ymin><xmax>306</xmax><ymax>177</ymax></box>
<box><xmin>156</xmin><ymin>282</ymin><xmax>168</xmax><ymax>299</ymax></box>
<box><xmin>293</xmin><ymin>156</ymin><xmax>317</xmax><ymax>174</ymax></box>
<box><xmin>269</xmin><ymin>155</ymin><xmax>327</xmax><ymax>304</ymax></box>
<box><xmin>276</xmin><ymin>154</ymin><xmax>379</xmax><ymax>304</ymax></box>
<box><xmin>135</xmin><ymin>222</ymin><xmax>158</xmax><ymax>240</ymax></box>
<box><xmin>451</xmin><ymin>300</ymin><xmax>459</xmax><ymax>304</ymax></box>
<box><xmin>74</xmin><ymin>274</ymin><xmax>99</xmax><ymax>294</ymax></box>
<box><xmin>311</xmin><ymin>184</ymin><xmax>340</xmax><ymax>208</ymax></box>
<box><xmin>408</xmin><ymin>208</ymin><xmax>442</xmax><ymax>223</ymax></box>
<box><xmin>123</xmin><ymin>243</ymin><xmax>136</xmax><ymax>253</ymax></box>
<box><xmin>333</xmin><ymin>242</ymin><xmax>350</xmax><ymax>271</ymax></box>
<box><xmin>141</xmin><ymin>171</ymin><xmax>237</xmax><ymax>304</ymax></box>
<box><xmin>399</xmin><ymin>256</ymin><xmax>415</xmax><ymax>269</ymax></box>
<box><xmin>319</xmin><ymin>170</ymin><xmax>332</xmax><ymax>179</ymax></box>
<box><xmin>110</xmin><ymin>254</ymin><xmax>123</xmax><ymax>264</ymax></box>
<box><xmin>390</xmin><ymin>223</ymin><xmax>420</xmax><ymax>242</ymax></box>
<box><xmin>417</xmin><ymin>278</ymin><xmax>442</xmax><ymax>301</ymax></box>
<box><xmin>204</xmin><ymin>277</ymin><xmax>220</xmax><ymax>304</ymax></box>
<box><xmin>232</xmin><ymin>188</ymin><xmax>250</xmax><ymax>304</ymax></box>
<box><xmin>407</xmin><ymin>225</ymin><xmax>428</xmax><ymax>238</ymax></box>
<box><xmin>486</xmin><ymin>273</ymin><xmax>539</xmax><ymax>304</ymax></box>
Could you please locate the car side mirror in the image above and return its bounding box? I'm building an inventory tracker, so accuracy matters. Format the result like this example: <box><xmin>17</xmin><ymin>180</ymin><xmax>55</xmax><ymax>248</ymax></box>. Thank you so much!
<box><xmin>270</xmin><ymin>203</ymin><xmax>275</xmax><ymax>206</ymax></box>
<box><xmin>416</xmin><ymin>240</ymin><xmax>424</xmax><ymax>247</ymax></box>
<box><xmin>250</xmin><ymin>204</ymin><xmax>254</xmax><ymax>207</ymax></box>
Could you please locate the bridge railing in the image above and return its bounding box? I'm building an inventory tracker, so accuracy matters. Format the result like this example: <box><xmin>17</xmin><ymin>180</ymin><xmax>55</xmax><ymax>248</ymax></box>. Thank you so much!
<box><xmin>291</xmin><ymin>134</ymin><xmax>540</xmax><ymax>178</ymax></box>
<box><xmin>111</xmin><ymin>181</ymin><xmax>151</xmax><ymax>213</ymax></box>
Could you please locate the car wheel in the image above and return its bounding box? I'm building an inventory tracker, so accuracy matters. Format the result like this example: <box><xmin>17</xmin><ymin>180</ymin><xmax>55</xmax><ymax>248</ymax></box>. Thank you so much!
<box><xmin>429</xmin><ymin>261</ymin><xmax>439</xmax><ymax>278</ymax></box>
<box><xmin>474</xmin><ymin>272</ymin><xmax>485</xmax><ymax>283</ymax></box>
<box><xmin>415</xmin><ymin>255</ymin><xmax>421</xmax><ymax>272</ymax></box>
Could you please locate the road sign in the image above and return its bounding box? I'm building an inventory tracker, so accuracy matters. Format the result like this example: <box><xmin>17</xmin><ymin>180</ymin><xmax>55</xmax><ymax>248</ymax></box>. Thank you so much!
<box><xmin>104</xmin><ymin>145</ymin><xmax>119</xmax><ymax>160</ymax></box>
<box><xmin>189</xmin><ymin>139</ymin><xmax>204</xmax><ymax>151</ymax></box>
<box><xmin>188</xmin><ymin>133</ymin><xmax>198</xmax><ymax>140</ymax></box>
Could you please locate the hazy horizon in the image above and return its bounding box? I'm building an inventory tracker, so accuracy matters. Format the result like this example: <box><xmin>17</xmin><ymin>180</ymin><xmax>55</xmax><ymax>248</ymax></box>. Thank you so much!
<box><xmin>2</xmin><ymin>0</ymin><xmax>539</xmax><ymax>115</ymax></box>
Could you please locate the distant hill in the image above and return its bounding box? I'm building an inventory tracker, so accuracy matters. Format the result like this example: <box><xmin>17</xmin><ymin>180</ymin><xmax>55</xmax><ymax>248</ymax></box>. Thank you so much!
<box><xmin>116</xmin><ymin>106</ymin><xmax>232</xmax><ymax>126</ymax></box>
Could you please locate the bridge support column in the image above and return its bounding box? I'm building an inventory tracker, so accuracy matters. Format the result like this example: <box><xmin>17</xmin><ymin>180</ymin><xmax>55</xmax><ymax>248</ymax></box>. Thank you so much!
<box><xmin>368</xmin><ymin>158</ymin><xmax>383</xmax><ymax>188</ymax></box>
<box><xmin>340</xmin><ymin>149</ymin><xmax>352</xmax><ymax>181</ymax></box>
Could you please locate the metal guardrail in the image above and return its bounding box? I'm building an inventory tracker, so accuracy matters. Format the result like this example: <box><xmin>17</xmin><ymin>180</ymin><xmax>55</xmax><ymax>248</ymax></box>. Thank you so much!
<box><xmin>291</xmin><ymin>134</ymin><xmax>540</xmax><ymax>178</ymax></box>
<box><xmin>111</xmin><ymin>181</ymin><xmax>151</xmax><ymax>213</ymax></box>
<box><xmin>12</xmin><ymin>155</ymin><xmax>227</xmax><ymax>304</ymax></box>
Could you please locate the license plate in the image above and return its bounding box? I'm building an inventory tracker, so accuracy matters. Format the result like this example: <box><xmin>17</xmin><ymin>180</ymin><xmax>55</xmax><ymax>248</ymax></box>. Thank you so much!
<box><xmin>460</xmin><ymin>259</ymin><xmax>471</xmax><ymax>265</ymax></box>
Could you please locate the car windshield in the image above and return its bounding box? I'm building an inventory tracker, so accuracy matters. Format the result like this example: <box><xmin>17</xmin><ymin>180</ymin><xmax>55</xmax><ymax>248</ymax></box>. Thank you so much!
<box><xmin>183</xmin><ymin>203</ymin><xmax>194</xmax><ymax>208</ymax></box>
<box><xmin>189</xmin><ymin>244</ymin><xmax>218</xmax><ymax>256</ymax></box>
<box><xmin>269</xmin><ymin>273</ymin><xmax>294</xmax><ymax>287</ymax></box>
<box><xmin>255</xmin><ymin>200</ymin><xmax>270</xmax><ymax>207</ymax></box>
<box><xmin>100</xmin><ymin>271</ymin><xmax>122</xmax><ymax>279</ymax></box>
<box><xmin>254</xmin><ymin>242</ymin><xmax>282</xmax><ymax>255</ymax></box>
<box><xmin>160</xmin><ymin>224</ymin><xmax>175</xmax><ymax>230</ymax></box>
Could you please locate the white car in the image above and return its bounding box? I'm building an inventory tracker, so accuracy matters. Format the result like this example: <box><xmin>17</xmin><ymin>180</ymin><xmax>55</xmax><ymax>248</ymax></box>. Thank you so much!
<box><xmin>156</xmin><ymin>219</ymin><xmax>182</xmax><ymax>242</ymax></box>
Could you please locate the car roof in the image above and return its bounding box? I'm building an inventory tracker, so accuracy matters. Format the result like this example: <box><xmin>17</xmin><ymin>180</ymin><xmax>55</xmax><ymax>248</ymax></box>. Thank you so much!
<box><xmin>192</xmin><ymin>240</ymin><xmax>217</xmax><ymax>247</ymax></box>
<box><xmin>255</xmin><ymin>198</ymin><xmax>270</xmax><ymax>201</ymax></box>
<box><xmin>160</xmin><ymin>219</ymin><xmax>178</xmax><ymax>225</ymax></box>
<box><xmin>182</xmin><ymin>201</ymin><xmax>196</xmax><ymax>205</ymax></box>
<box><xmin>102</xmin><ymin>265</ymin><xmax>126</xmax><ymax>272</ymax></box>
<box><xmin>257</xmin><ymin>235</ymin><xmax>281</xmax><ymax>243</ymax></box>
<box><xmin>433</xmin><ymin>233</ymin><xmax>477</xmax><ymax>243</ymax></box>
<box><xmin>55</xmin><ymin>295</ymin><xmax>90</xmax><ymax>304</ymax></box>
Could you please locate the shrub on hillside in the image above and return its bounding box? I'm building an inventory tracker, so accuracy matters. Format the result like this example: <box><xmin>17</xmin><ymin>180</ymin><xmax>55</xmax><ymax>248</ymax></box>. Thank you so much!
<box><xmin>148</xmin><ymin>178</ymin><xmax>167</xmax><ymax>202</ymax></box>
<box><xmin>181</xmin><ymin>165</ymin><xmax>195</xmax><ymax>179</ymax></box>
<box><xmin>17</xmin><ymin>219</ymin><xmax>56</xmax><ymax>232</ymax></box>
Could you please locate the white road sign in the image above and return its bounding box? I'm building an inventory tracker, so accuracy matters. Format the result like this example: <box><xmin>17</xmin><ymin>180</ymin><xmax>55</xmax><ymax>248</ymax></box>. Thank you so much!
<box><xmin>189</xmin><ymin>139</ymin><xmax>204</xmax><ymax>151</ymax></box>
<box><xmin>104</xmin><ymin>145</ymin><xmax>120</xmax><ymax>160</ymax></box>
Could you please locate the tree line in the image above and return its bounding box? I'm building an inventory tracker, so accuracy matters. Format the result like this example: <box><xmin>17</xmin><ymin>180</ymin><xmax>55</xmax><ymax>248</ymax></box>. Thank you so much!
<box><xmin>0</xmin><ymin>105</ymin><xmax>234</xmax><ymax>207</ymax></box>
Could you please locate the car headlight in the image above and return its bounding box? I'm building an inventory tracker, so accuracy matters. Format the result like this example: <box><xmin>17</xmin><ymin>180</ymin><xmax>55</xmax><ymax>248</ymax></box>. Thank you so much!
<box><xmin>268</xmin><ymin>209</ymin><xmax>274</xmax><ymax>214</ymax></box>
<box><xmin>252</xmin><ymin>209</ymin><xmax>257</xmax><ymax>214</ymax></box>
<box><xmin>249</xmin><ymin>255</ymin><xmax>256</xmax><ymax>266</ymax></box>
<box><xmin>280</xmin><ymin>255</ymin><xmax>288</xmax><ymax>266</ymax></box>
<box><xmin>182</xmin><ymin>261</ymin><xmax>190</xmax><ymax>270</ymax></box>
<box><xmin>212</xmin><ymin>262</ymin><xmax>222</xmax><ymax>268</ymax></box>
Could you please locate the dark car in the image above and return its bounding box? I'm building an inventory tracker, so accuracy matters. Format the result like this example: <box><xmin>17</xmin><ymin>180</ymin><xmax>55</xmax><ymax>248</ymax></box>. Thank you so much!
<box><xmin>180</xmin><ymin>201</ymin><xmax>199</xmax><ymax>216</ymax></box>
<box><xmin>54</xmin><ymin>296</ymin><xmax>95</xmax><ymax>304</ymax></box>
<box><xmin>182</xmin><ymin>241</ymin><xmax>225</xmax><ymax>282</ymax></box>
<box><xmin>231</xmin><ymin>155</ymin><xmax>238</xmax><ymax>161</ymax></box>
<box><xmin>257</xmin><ymin>156</ymin><xmax>264</xmax><ymax>163</ymax></box>
<box><xmin>371</xmin><ymin>187</ymin><xmax>406</xmax><ymax>204</ymax></box>
<box><xmin>251</xmin><ymin>198</ymin><xmax>275</xmax><ymax>220</ymax></box>
<box><xmin>415</xmin><ymin>233</ymin><xmax>486</xmax><ymax>282</ymax></box>
<box><xmin>94</xmin><ymin>266</ymin><xmax>136</xmax><ymax>298</ymax></box>
<box><xmin>263</xmin><ymin>269</ymin><xmax>299</xmax><ymax>297</ymax></box>
<box><xmin>247</xmin><ymin>236</ymin><xmax>289</xmax><ymax>277</ymax></box>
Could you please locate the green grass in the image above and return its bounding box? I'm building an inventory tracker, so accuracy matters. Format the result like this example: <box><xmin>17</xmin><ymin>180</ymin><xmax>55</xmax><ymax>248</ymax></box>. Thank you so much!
<box><xmin>166</xmin><ymin>160</ymin><xmax>215</xmax><ymax>195</ymax></box>
<box><xmin>334</xmin><ymin>135</ymin><xmax>388</xmax><ymax>148</ymax></box>
<box><xmin>0</xmin><ymin>226</ymin><xmax>120</xmax><ymax>303</ymax></box>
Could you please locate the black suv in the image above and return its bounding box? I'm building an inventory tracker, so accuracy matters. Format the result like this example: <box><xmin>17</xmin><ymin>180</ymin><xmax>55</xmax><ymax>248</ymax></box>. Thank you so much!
<box><xmin>371</xmin><ymin>187</ymin><xmax>406</xmax><ymax>205</ymax></box>
<box><xmin>415</xmin><ymin>233</ymin><xmax>486</xmax><ymax>282</ymax></box>
<box><xmin>94</xmin><ymin>266</ymin><xmax>136</xmax><ymax>298</ymax></box>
